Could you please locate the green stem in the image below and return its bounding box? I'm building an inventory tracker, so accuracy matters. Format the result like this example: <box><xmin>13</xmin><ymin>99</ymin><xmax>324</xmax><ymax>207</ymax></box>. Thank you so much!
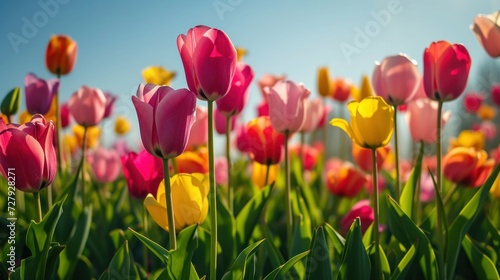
<box><xmin>436</xmin><ymin>100</ymin><xmax>446</xmax><ymax>279</ymax></box>
<box><xmin>415</xmin><ymin>141</ymin><xmax>424</xmax><ymax>224</ymax></box>
<box><xmin>226</xmin><ymin>115</ymin><xmax>233</xmax><ymax>214</ymax></box>
<box><xmin>55</xmin><ymin>73</ymin><xmax>63</xmax><ymax>178</ymax></box>
<box><xmin>300</xmin><ymin>131</ymin><xmax>305</xmax><ymax>181</ymax></box>
<box><xmin>264</xmin><ymin>163</ymin><xmax>270</xmax><ymax>187</ymax></box>
<box><xmin>393</xmin><ymin>106</ymin><xmax>400</xmax><ymax>200</ymax></box>
<box><xmin>208</xmin><ymin>100</ymin><xmax>217</xmax><ymax>280</ymax></box>
<box><xmin>33</xmin><ymin>191</ymin><xmax>42</xmax><ymax>223</ymax></box>
<box><xmin>171</xmin><ymin>158</ymin><xmax>178</xmax><ymax>175</ymax></box>
<box><xmin>46</xmin><ymin>184</ymin><xmax>53</xmax><ymax>209</ymax></box>
<box><xmin>6</xmin><ymin>114</ymin><xmax>11</xmax><ymax>124</ymax></box>
<box><xmin>162</xmin><ymin>158</ymin><xmax>177</xmax><ymax>250</ymax></box>
<box><xmin>143</xmin><ymin>205</ymin><xmax>149</xmax><ymax>271</ymax></box>
<box><xmin>371</xmin><ymin>148</ymin><xmax>381</xmax><ymax>279</ymax></box>
<box><xmin>80</xmin><ymin>126</ymin><xmax>88</xmax><ymax>207</ymax></box>
<box><xmin>284</xmin><ymin>131</ymin><xmax>293</xmax><ymax>253</ymax></box>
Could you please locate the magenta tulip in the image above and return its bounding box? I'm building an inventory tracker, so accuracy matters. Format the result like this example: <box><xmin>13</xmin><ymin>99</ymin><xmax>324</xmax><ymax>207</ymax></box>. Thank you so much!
<box><xmin>341</xmin><ymin>199</ymin><xmax>374</xmax><ymax>234</ymax></box>
<box><xmin>216</xmin><ymin>62</ymin><xmax>254</xmax><ymax>116</ymax></box>
<box><xmin>372</xmin><ymin>54</ymin><xmax>420</xmax><ymax>106</ymax></box>
<box><xmin>405</xmin><ymin>98</ymin><xmax>451</xmax><ymax>143</ymax></box>
<box><xmin>235</xmin><ymin>123</ymin><xmax>250</xmax><ymax>153</ymax></box>
<box><xmin>132</xmin><ymin>84</ymin><xmax>196</xmax><ymax>159</ymax></box>
<box><xmin>0</xmin><ymin>115</ymin><xmax>56</xmax><ymax>192</ymax></box>
<box><xmin>60</xmin><ymin>102</ymin><xmax>71</xmax><ymax>129</ymax></box>
<box><xmin>491</xmin><ymin>84</ymin><xmax>500</xmax><ymax>107</ymax></box>
<box><xmin>471</xmin><ymin>12</ymin><xmax>500</xmax><ymax>58</ymax></box>
<box><xmin>68</xmin><ymin>86</ymin><xmax>107</xmax><ymax>127</ymax></box>
<box><xmin>214</xmin><ymin>107</ymin><xmax>236</xmax><ymax>135</ymax></box>
<box><xmin>423</xmin><ymin>41</ymin><xmax>471</xmax><ymax>101</ymax></box>
<box><xmin>87</xmin><ymin>147</ymin><xmax>121</xmax><ymax>183</ymax></box>
<box><xmin>103</xmin><ymin>92</ymin><xmax>117</xmax><ymax>119</ymax></box>
<box><xmin>187</xmin><ymin>105</ymin><xmax>208</xmax><ymax>149</ymax></box>
<box><xmin>122</xmin><ymin>150</ymin><xmax>164</xmax><ymax>199</ymax></box>
<box><xmin>24</xmin><ymin>73</ymin><xmax>59</xmax><ymax>115</ymax></box>
<box><xmin>177</xmin><ymin>25</ymin><xmax>237</xmax><ymax>101</ymax></box>
<box><xmin>265</xmin><ymin>80</ymin><xmax>310</xmax><ymax>134</ymax></box>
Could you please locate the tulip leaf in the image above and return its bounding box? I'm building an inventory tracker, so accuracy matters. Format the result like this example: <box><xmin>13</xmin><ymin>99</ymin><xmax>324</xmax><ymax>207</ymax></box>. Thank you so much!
<box><xmin>462</xmin><ymin>234</ymin><xmax>499</xmax><ymax>279</ymax></box>
<box><xmin>25</xmin><ymin>197</ymin><xmax>65</xmax><ymax>279</ymax></box>
<box><xmin>446</xmin><ymin>163</ymin><xmax>500</xmax><ymax>278</ymax></box>
<box><xmin>1</xmin><ymin>86</ymin><xmax>20</xmax><ymax>116</ymax></box>
<box><xmin>390</xmin><ymin>242</ymin><xmax>417</xmax><ymax>280</ymax></box>
<box><xmin>337</xmin><ymin>218</ymin><xmax>370</xmax><ymax>280</ymax></box>
<box><xmin>235</xmin><ymin>184</ymin><xmax>272</xmax><ymax>248</ymax></box>
<box><xmin>261</xmin><ymin>222</ymin><xmax>286</xmax><ymax>269</ymax></box>
<box><xmin>367</xmin><ymin>243</ymin><xmax>391</xmax><ymax>278</ymax></box>
<box><xmin>128</xmin><ymin>227</ymin><xmax>169</xmax><ymax>264</ymax></box>
<box><xmin>108</xmin><ymin>240</ymin><xmax>140</xmax><ymax>280</ymax></box>
<box><xmin>221</xmin><ymin>239</ymin><xmax>265</xmax><ymax>280</ymax></box>
<box><xmin>109</xmin><ymin>229</ymin><xmax>126</xmax><ymax>251</ymax></box>
<box><xmin>399</xmin><ymin>141</ymin><xmax>424</xmax><ymax>218</ymax></box>
<box><xmin>323</xmin><ymin>222</ymin><xmax>346</xmax><ymax>257</ymax></box>
<box><xmin>263</xmin><ymin>250</ymin><xmax>310</xmax><ymax>280</ymax></box>
<box><xmin>168</xmin><ymin>224</ymin><xmax>199</xmax><ymax>280</ymax></box>
<box><xmin>305</xmin><ymin>226</ymin><xmax>333</xmax><ymax>280</ymax></box>
<box><xmin>291</xmin><ymin>189</ymin><xmax>312</xmax><ymax>257</ymax></box>
<box><xmin>386</xmin><ymin>196</ymin><xmax>438</xmax><ymax>279</ymax></box>
<box><xmin>216</xmin><ymin>194</ymin><xmax>237</xmax><ymax>269</ymax></box>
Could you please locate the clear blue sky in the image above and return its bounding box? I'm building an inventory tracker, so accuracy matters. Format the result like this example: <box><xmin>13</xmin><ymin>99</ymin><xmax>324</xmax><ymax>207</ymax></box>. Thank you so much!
<box><xmin>1</xmin><ymin>0</ymin><xmax>499</xmax><ymax>153</ymax></box>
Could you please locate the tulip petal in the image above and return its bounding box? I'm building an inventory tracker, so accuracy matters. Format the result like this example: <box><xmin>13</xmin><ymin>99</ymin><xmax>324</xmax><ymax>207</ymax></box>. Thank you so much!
<box><xmin>132</xmin><ymin>96</ymin><xmax>157</xmax><ymax>156</ymax></box>
<box><xmin>330</xmin><ymin>118</ymin><xmax>360</xmax><ymax>146</ymax></box>
<box><xmin>144</xmin><ymin>193</ymin><xmax>169</xmax><ymax>231</ymax></box>
<box><xmin>436</xmin><ymin>44</ymin><xmax>471</xmax><ymax>101</ymax></box>
<box><xmin>472</xmin><ymin>14</ymin><xmax>500</xmax><ymax>57</ymax></box>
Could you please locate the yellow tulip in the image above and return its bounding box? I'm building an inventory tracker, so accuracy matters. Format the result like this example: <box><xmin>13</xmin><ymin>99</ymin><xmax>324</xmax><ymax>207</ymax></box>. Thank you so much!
<box><xmin>142</xmin><ymin>66</ymin><xmax>176</xmax><ymax>86</ymax></box>
<box><xmin>330</xmin><ymin>96</ymin><xmax>394</xmax><ymax>149</ymax></box>
<box><xmin>236</xmin><ymin>47</ymin><xmax>247</xmax><ymax>61</ymax></box>
<box><xmin>62</xmin><ymin>134</ymin><xmax>78</xmax><ymax>157</ymax></box>
<box><xmin>449</xmin><ymin>130</ymin><xmax>485</xmax><ymax>151</ymax></box>
<box><xmin>144</xmin><ymin>173</ymin><xmax>209</xmax><ymax>231</ymax></box>
<box><xmin>351</xmin><ymin>75</ymin><xmax>374</xmax><ymax>101</ymax></box>
<box><xmin>477</xmin><ymin>104</ymin><xmax>496</xmax><ymax>121</ymax></box>
<box><xmin>114</xmin><ymin>116</ymin><xmax>131</xmax><ymax>136</ymax></box>
<box><xmin>251</xmin><ymin>162</ymin><xmax>279</xmax><ymax>189</ymax></box>
<box><xmin>491</xmin><ymin>173</ymin><xmax>500</xmax><ymax>199</ymax></box>
<box><xmin>73</xmin><ymin>125</ymin><xmax>101</xmax><ymax>149</ymax></box>
<box><xmin>317</xmin><ymin>66</ymin><xmax>332</xmax><ymax>97</ymax></box>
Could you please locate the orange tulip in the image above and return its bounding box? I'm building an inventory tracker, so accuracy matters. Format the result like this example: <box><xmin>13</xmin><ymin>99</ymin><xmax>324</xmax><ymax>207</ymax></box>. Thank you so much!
<box><xmin>326</xmin><ymin>162</ymin><xmax>367</xmax><ymax>198</ymax></box>
<box><xmin>45</xmin><ymin>35</ymin><xmax>77</xmax><ymax>76</ymax></box>
<box><xmin>174</xmin><ymin>147</ymin><xmax>209</xmax><ymax>174</ymax></box>
<box><xmin>352</xmin><ymin>144</ymin><xmax>390</xmax><ymax>173</ymax></box>
<box><xmin>443</xmin><ymin>147</ymin><xmax>494</xmax><ymax>187</ymax></box>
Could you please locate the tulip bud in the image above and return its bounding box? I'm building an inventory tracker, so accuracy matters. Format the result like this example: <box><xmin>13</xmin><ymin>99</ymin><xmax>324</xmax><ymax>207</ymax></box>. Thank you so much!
<box><xmin>1</xmin><ymin>87</ymin><xmax>20</xmax><ymax>119</ymax></box>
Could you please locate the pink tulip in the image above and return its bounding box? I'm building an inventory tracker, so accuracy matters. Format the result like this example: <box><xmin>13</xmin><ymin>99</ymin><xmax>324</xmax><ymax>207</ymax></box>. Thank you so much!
<box><xmin>471</xmin><ymin>12</ymin><xmax>500</xmax><ymax>58</ymax></box>
<box><xmin>423</xmin><ymin>41</ymin><xmax>471</xmax><ymax>101</ymax></box>
<box><xmin>216</xmin><ymin>62</ymin><xmax>254</xmax><ymax>116</ymax></box>
<box><xmin>68</xmin><ymin>86</ymin><xmax>106</xmax><ymax>127</ymax></box>
<box><xmin>214</xmin><ymin>107</ymin><xmax>236</xmax><ymax>135</ymax></box>
<box><xmin>177</xmin><ymin>25</ymin><xmax>237</xmax><ymax>101</ymax></box>
<box><xmin>372</xmin><ymin>54</ymin><xmax>420</xmax><ymax>106</ymax></box>
<box><xmin>419</xmin><ymin>171</ymin><xmax>435</xmax><ymax>203</ymax></box>
<box><xmin>122</xmin><ymin>150</ymin><xmax>164</xmax><ymax>199</ymax></box>
<box><xmin>265</xmin><ymin>80</ymin><xmax>310</xmax><ymax>134</ymax></box>
<box><xmin>0</xmin><ymin>115</ymin><xmax>56</xmax><ymax>192</ymax></box>
<box><xmin>215</xmin><ymin>157</ymin><xmax>228</xmax><ymax>185</ymax></box>
<box><xmin>341</xmin><ymin>200</ymin><xmax>374</xmax><ymax>234</ymax></box>
<box><xmin>24</xmin><ymin>73</ymin><xmax>59</xmax><ymax>115</ymax></box>
<box><xmin>60</xmin><ymin>102</ymin><xmax>71</xmax><ymax>129</ymax></box>
<box><xmin>472</xmin><ymin>121</ymin><xmax>497</xmax><ymax>140</ymax></box>
<box><xmin>187</xmin><ymin>105</ymin><xmax>208</xmax><ymax>149</ymax></box>
<box><xmin>405</xmin><ymin>98</ymin><xmax>451</xmax><ymax>143</ymax></box>
<box><xmin>132</xmin><ymin>84</ymin><xmax>196</xmax><ymax>159</ymax></box>
<box><xmin>257</xmin><ymin>73</ymin><xmax>286</xmax><ymax>98</ymax></box>
<box><xmin>491</xmin><ymin>84</ymin><xmax>500</xmax><ymax>107</ymax></box>
<box><xmin>87</xmin><ymin>147</ymin><xmax>121</xmax><ymax>183</ymax></box>
<box><xmin>103</xmin><ymin>92</ymin><xmax>117</xmax><ymax>119</ymax></box>
<box><xmin>300</xmin><ymin>98</ymin><xmax>325</xmax><ymax>133</ymax></box>
<box><xmin>463</xmin><ymin>92</ymin><xmax>485</xmax><ymax>113</ymax></box>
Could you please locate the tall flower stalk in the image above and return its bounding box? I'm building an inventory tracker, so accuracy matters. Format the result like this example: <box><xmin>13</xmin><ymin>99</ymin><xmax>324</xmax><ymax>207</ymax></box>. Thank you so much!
<box><xmin>226</xmin><ymin>115</ymin><xmax>234</xmax><ymax>213</ymax></box>
<box><xmin>162</xmin><ymin>158</ymin><xmax>176</xmax><ymax>249</ymax></box>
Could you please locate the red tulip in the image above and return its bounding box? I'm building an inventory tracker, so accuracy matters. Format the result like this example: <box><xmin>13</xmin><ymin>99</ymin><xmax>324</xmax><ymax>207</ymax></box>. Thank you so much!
<box><xmin>122</xmin><ymin>150</ymin><xmax>163</xmax><ymax>199</ymax></box>
<box><xmin>443</xmin><ymin>147</ymin><xmax>494</xmax><ymax>187</ymax></box>
<box><xmin>24</xmin><ymin>73</ymin><xmax>59</xmax><ymax>115</ymax></box>
<box><xmin>331</xmin><ymin>78</ymin><xmax>352</xmax><ymax>103</ymax></box>
<box><xmin>341</xmin><ymin>200</ymin><xmax>374</xmax><ymax>234</ymax></box>
<box><xmin>187</xmin><ymin>105</ymin><xmax>208</xmax><ymax>149</ymax></box>
<box><xmin>216</xmin><ymin>62</ymin><xmax>254</xmax><ymax>116</ymax></box>
<box><xmin>423</xmin><ymin>41</ymin><xmax>471</xmax><ymax>101</ymax></box>
<box><xmin>87</xmin><ymin>147</ymin><xmax>121</xmax><ymax>183</ymax></box>
<box><xmin>491</xmin><ymin>84</ymin><xmax>500</xmax><ymax>107</ymax></box>
<box><xmin>0</xmin><ymin>115</ymin><xmax>56</xmax><ymax>192</ymax></box>
<box><xmin>290</xmin><ymin>144</ymin><xmax>320</xmax><ymax>171</ymax></box>
<box><xmin>471</xmin><ymin>12</ymin><xmax>500</xmax><ymax>57</ymax></box>
<box><xmin>246</xmin><ymin>116</ymin><xmax>285</xmax><ymax>165</ymax></box>
<box><xmin>235</xmin><ymin>123</ymin><xmax>250</xmax><ymax>153</ymax></box>
<box><xmin>68</xmin><ymin>86</ymin><xmax>107</xmax><ymax>127</ymax></box>
<box><xmin>257</xmin><ymin>100</ymin><xmax>269</xmax><ymax>117</ymax></box>
<box><xmin>326</xmin><ymin>162</ymin><xmax>367</xmax><ymax>198</ymax></box>
<box><xmin>352</xmin><ymin>144</ymin><xmax>390</xmax><ymax>173</ymax></box>
<box><xmin>372</xmin><ymin>54</ymin><xmax>420</xmax><ymax>106</ymax></box>
<box><xmin>405</xmin><ymin>98</ymin><xmax>451</xmax><ymax>143</ymax></box>
<box><xmin>132</xmin><ymin>84</ymin><xmax>196</xmax><ymax>159</ymax></box>
<box><xmin>45</xmin><ymin>34</ymin><xmax>78</xmax><ymax>76</ymax></box>
<box><xmin>265</xmin><ymin>80</ymin><xmax>310</xmax><ymax>134</ymax></box>
<box><xmin>462</xmin><ymin>92</ymin><xmax>485</xmax><ymax>113</ymax></box>
<box><xmin>177</xmin><ymin>25</ymin><xmax>237</xmax><ymax>101</ymax></box>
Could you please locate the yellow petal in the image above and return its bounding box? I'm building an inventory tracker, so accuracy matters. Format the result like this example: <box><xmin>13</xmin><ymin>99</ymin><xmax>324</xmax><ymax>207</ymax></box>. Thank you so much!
<box><xmin>144</xmin><ymin>193</ymin><xmax>169</xmax><ymax>231</ymax></box>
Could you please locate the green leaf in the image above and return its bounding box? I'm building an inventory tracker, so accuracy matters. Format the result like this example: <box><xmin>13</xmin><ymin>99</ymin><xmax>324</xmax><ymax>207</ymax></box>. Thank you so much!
<box><xmin>168</xmin><ymin>224</ymin><xmax>199</xmax><ymax>280</ymax></box>
<box><xmin>264</xmin><ymin>250</ymin><xmax>310</xmax><ymax>280</ymax></box>
<box><xmin>323</xmin><ymin>222</ymin><xmax>345</xmax><ymax>257</ymax></box>
<box><xmin>216</xmin><ymin>194</ymin><xmax>237</xmax><ymax>269</ymax></box>
<box><xmin>46</xmin><ymin>243</ymin><xmax>66</xmax><ymax>279</ymax></box>
<box><xmin>1</xmin><ymin>87</ymin><xmax>20</xmax><ymax>116</ymax></box>
<box><xmin>129</xmin><ymin>227</ymin><xmax>169</xmax><ymax>265</ymax></box>
<box><xmin>399</xmin><ymin>141</ymin><xmax>424</xmax><ymax>218</ymax></box>
<box><xmin>390</xmin><ymin>242</ymin><xmax>417</xmax><ymax>280</ymax></box>
<box><xmin>235</xmin><ymin>184</ymin><xmax>272</xmax><ymax>248</ymax></box>
<box><xmin>462</xmin><ymin>235</ymin><xmax>499</xmax><ymax>279</ymax></box>
<box><xmin>367</xmin><ymin>243</ymin><xmax>391</xmax><ymax>278</ymax></box>
<box><xmin>109</xmin><ymin>229</ymin><xmax>126</xmax><ymax>251</ymax></box>
<box><xmin>291</xmin><ymin>214</ymin><xmax>312</xmax><ymax>257</ymax></box>
<box><xmin>386</xmin><ymin>196</ymin><xmax>438</xmax><ymax>279</ymax></box>
<box><xmin>108</xmin><ymin>240</ymin><xmax>140</xmax><ymax>280</ymax></box>
<box><xmin>446</xmin><ymin>163</ymin><xmax>500</xmax><ymax>278</ymax></box>
<box><xmin>221</xmin><ymin>239</ymin><xmax>265</xmax><ymax>280</ymax></box>
<box><xmin>305</xmin><ymin>226</ymin><xmax>333</xmax><ymax>280</ymax></box>
<box><xmin>337</xmin><ymin>219</ymin><xmax>370</xmax><ymax>280</ymax></box>
<box><xmin>261</xmin><ymin>222</ymin><xmax>286</xmax><ymax>269</ymax></box>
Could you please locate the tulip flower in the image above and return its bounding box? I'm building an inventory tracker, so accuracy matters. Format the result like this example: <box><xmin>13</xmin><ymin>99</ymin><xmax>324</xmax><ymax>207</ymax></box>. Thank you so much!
<box><xmin>372</xmin><ymin>54</ymin><xmax>420</xmax><ymax>106</ymax></box>
<box><xmin>114</xmin><ymin>116</ymin><xmax>131</xmax><ymax>136</ymax></box>
<box><xmin>331</xmin><ymin>78</ymin><xmax>352</xmax><ymax>102</ymax></box>
<box><xmin>341</xmin><ymin>199</ymin><xmax>374</xmax><ymax>235</ymax></box>
<box><xmin>290</xmin><ymin>143</ymin><xmax>320</xmax><ymax>171</ymax></box>
<box><xmin>87</xmin><ymin>147</ymin><xmax>122</xmax><ymax>183</ymax></box>
<box><xmin>68</xmin><ymin>86</ymin><xmax>107</xmax><ymax>127</ymax></box>
<box><xmin>352</xmin><ymin>145</ymin><xmax>390</xmax><ymax>173</ymax></box>
<box><xmin>317</xmin><ymin>67</ymin><xmax>333</xmax><ymax>98</ymax></box>
<box><xmin>449</xmin><ymin>130</ymin><xmax>485</xmax><ymax>151</ymax></box>
<box><xmin>45</xmin><ymin>35</ymin><xmax>77</xmax><ymax>76</ymax></box>
<box><xmin>472</xmin><ymin>121</ymin><xmax>497</xmax><ymax>140</ymax></box>
<box><xmin>300</xmin><ymin>98</ymin><xmax>325</xmax><ymax>133</ymax></box>
<box><xmin>215</xmin><ymin>157</ymin><xmax>228</xmax><ymax>185</ymax></box>
<box><xmin>236</xmin><ymin>47</ymin><xmax>247</xmax><ymax>61</ymax></box>
<box><xmin>246</xmin><ymin>116</ymin><xmax>285</xmax><ymax>165</ymax></box>
<box><xmin>235</xmin><ymin>123</ymin><xmax>250</xmax><ymax>153</ymax></box>
<box><xmin>177</xmin><ymin>25</ymin><xmax>237</xmax><ymax>101</ymax></box>
<box><xmin>174</xmin><ymin>148</ymin><xmax>209</xmax><ymax>174</ymax></box>
<box><xmin>265</xmin><ymin>80</ymin><xmax>311</xmax><ymax>134</ymax></box>
<box><xmin>258</xmin><ymin>73</ymin><xmax>286</xmax><ymax>98</ymax></box>
<box><xmin>0</xmin><ymin>115</ymin><xmax>56</xmax><ymax>193</ymax></box>
<box><xmin>257</xmin><ymin>100</ymin><xmax>269</xmax><ymax>117</ymax></box>
<box><xmin>326</xmin><ymin>162</ymin><xmax>367</xmax><ymax>198</ymax></box>
<box><xmin>350</xmin><ymin>75</ymin><xmax>374</xmax><ymax>102</ymax></box>
<box><xmin>443</xmin><ymin>147</ymin><xmax>494</xmax><ymax>187</ymax></box>
<box><xmin>132</xmin><ymin>84</ymin><xmax>196</xmax><ymax>159</ymax></box>
<box><xmin>103</xmin><ymin>92</ymin><xmax>117</xmax><ymax>119</ymax></box>
<box><xmin>462</xmin><ymin>92</ymin><xmax>485</xmax><ymax>113</ymax></box>
<box><xmin>24</xmin><ymin>73</ymin><xmax>59</xmax><ymax>115</ymax></box>
<box><xmin>477</xmin><ymin>104</ymin><xmax>496</xmax><ymax>120</ymax></box>
<box><xmin>142</xmin><ymin>66</ymin><xmax>176</xmax><ymax>86</ymax></box>
<box><xmin>471</xmin><ymin>11</ymin><xmax>500</xmax><ymax>58</ymax></box>
<box><xmin>60</xmin><ymin>103</ymin><xmax>71</xmax><ymax>129</ymax></box>
<box><xmin>1</xmin><ymin>87</ymin><xmax>20</xmax><ymax>122</ymax></box>
<box><xmin>423</xmin><ymin>41</ymin><xmax>471</xmax><ymax>101</ymax></box>
<box><xmin>186</xmin><ymin>106</ymin><xmax>208</xmax><ymax>149</ymax></box>
<box><xmin>216</xmin><ymin>62</ymin><xmax>254</xmax><ymax>117</ymax></box>
<box><xmin>492</xmin><ymin>84</ymin><xmax>500</xmax><ymax>107</ymax></box>
<box><xmin>73</xmin><ymin>125</ymin><xmax>100</xmax><ymax>149</ymax></box>
<box><xmin>62</xmin><ymin>134</ymin><xmax>78</xmax><ymax>160</ymax></box>
<box><xmin>330</xmin><ymin>96</ymin><xmax>394</xmax><ymax>149</ymax></box>
<box><xmin>251</xmin><ymin>162</ymin><xmax>279</xmax><ymax>189</ymax></box>
<box><xmin>214</xmin><ymin>107</ymin><xmax>236</xmax><ymax>135</ymax></box>
<box><xmin>405</xmin><ymin>98</ymin><xmax>451</xmax><ymax>144</ymax></box>
<box><xmin>144</xmin><ymin>173</ymin><xmax>209</xmax><ymax>231</ymax></box>
<box><xmin>122</xmin><ymin>150</ymin><xmax>164</xmax><ymax>199</ymax></box>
